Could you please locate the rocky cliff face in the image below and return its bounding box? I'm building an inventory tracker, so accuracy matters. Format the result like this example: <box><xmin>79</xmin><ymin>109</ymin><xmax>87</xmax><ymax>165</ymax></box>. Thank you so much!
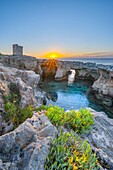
<box><xmin>0</xmin><ymin>56</ymin><xmax>113</xmax><ymax>112</ymax></box>
<box><xmin>0</xmin><ymin>56</ymin><xmax>113</xmax><ymax>169</ymax></box>
<box><xmin>92</xmin><ymin>69</ymin><xmax>113</xmax><ymax>107</ymax></box>
<box><xmin>0</xmin><ymin>63</ymin><xmax>46</xmax><ymax>108</ymax></box>
<box><xmin>0</xmin><ymin>109</ymin><xmax>113</xmax><ymax>170</ymax></box>
<box><xmin>55</xmin><ymin>61</ymin><xmax>100</xmax><ymax>81</ymax></box>
<box><xmin>0</xmin><ymin>63</ymin><xmax>46</xmax><ymax>135</ymax></box>
<box><xmin>83</xmin><ymin>108</ymin><xmax>113</xmax><ymax>169</ymax></box>
<box><xmin>0</xmin><ymin>111</ymin><xmax>58</xmax><ymax>170</ymax></box>
<box><xmin>0</xmin><ymin>55</ymin><xmax>43</xmax><ymax>76</ymax></box>
<box><xmin>55</xmin><ymin>61</ymin><xmax>113</xmax><ymax>113</ymax></box>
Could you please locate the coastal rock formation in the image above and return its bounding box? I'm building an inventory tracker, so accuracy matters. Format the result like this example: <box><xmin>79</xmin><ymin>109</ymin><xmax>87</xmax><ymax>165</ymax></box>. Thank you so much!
<box><xmin>55</xmin><ymin>61</ymin><xmax>71</xmax><ymax>80</ymax></box>
<box><xmin>0</xmin><ymin>64</ymin><xmax>46</xmax><ymax>135</ymax></box>
<box><xmin>82</xmin><ymin>108</ymin><xmax>113</xmax><ymax>169</ymax></box>
<box><xmin>0</xmin><ymin>63</ymin><xmax>45</xmax><ymax>108</ymax></box>
<box><xmin>0</xmin><ymin>111</ymin><xmax>58</xmax><ymax>170</ymax></box>
<box><xmin>41</xmin><ymin>59</ymin><xmax>58</xmax><ymax>80</ymax></box>
<box><xmin>0</xmin><ymin>55</ymin><xmax>43</xmax><ymax>76</ymax></box>
<box><xmin>92</xmin><ymin>69</ymin><xmax>113</xmax><ymax>107</ymax></box>
<box><xmin>0</xmin><ymin>108</ymin><xmax>113</xmax><ymax>170</ymax></box>
<box><xmin>55</xmin><ymin>61</ymin><xmax>100</xmax><ymax>81</ymax></box>
<box><xmin>55</xmin><ymin>61</ymin><xmax>113</xmax><ymax>113</ymax></box>
<box><xmin>0</xmin><ymin>55</ymin><xmax>113</xmax><ymax>111</ymax></box>
<box><xmin>0</xmin><ymin>56</ymin><xmax>113</xmax><ymax>169</ymax></box>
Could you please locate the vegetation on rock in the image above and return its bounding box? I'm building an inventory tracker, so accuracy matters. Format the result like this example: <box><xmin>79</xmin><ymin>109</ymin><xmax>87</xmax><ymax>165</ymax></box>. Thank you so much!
<box><xmin>45</xmin><ymin>131</ymin><xmax>99</xmax><ymax>170</ymax></box>
<box><xmin>36</xmin><ymin>105</ymin><xmax>94</xmax><ymax>133</ymax></box>
<box><xmin>3</xmin><ymin>83</ymin><xmax>33</xmax><ymax>128</ymax></box>
<box><xmin>3</xmin><ymin>102</ymin><xmax>33</xmax><ymax>128</ymax></box>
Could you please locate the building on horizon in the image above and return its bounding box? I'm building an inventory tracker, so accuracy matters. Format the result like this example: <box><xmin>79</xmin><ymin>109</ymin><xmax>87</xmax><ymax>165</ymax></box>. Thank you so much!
<box><xmin>12</xmin><ymin>44</ymin><xmax>23</xmax><ymax>55</ymax></box>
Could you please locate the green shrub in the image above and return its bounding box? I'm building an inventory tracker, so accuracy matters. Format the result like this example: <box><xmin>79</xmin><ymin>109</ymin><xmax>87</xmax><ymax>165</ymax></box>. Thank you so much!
<box><xmin>4</xmin><ymin>83</ymin><xmax>21</xmax><ymax>106</ymax></box>
<box><xmin>64</xmin><ymin>109</ymin><xmax>94</xmax><ymax>133</ymax></box>
<box><xmin>45</xmin><ymin>105</ymin><xmax>65</xmax><ymax>126</ymax></box>
<box><xmin>35</xmin><ymin>105</ymin><xmax>49</xmax><ymax>112</ymax></box>
<box><xmin>3</xmin><ymin>102</ymin><xmax>17</xmax><ymax>122</ymax></box>
<box><xmin>45</xmin><ymin>132</ymin><xmax>99</xmax><ymax>170</ymax></box>
<box><xmin>3</xmin><ymin>83</ymin><xmax>34</xmax><ymax>129</ymax></box>
<box><xmin>44</xmin><ymin>106</ymin><xmax>94</xmax><ymax>133</ymax></box>
<box><xmin>3</xmin><ymin>102</ymin><xmax>33</xmax><ymax>128</ymax></box>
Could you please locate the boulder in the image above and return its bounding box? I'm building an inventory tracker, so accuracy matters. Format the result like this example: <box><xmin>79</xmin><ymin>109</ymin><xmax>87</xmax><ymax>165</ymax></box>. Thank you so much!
<box><xmin>81</xmin><ymin>108</ymin><xmax>113</xmax><ymax>169</ymax></box>
<box><xmin>0</xmin><ymin>112</ymin><xmax>58</xmax><ymax>170</ymax></box>
<box><xmin>16</xmin><ymin>77</ymin><xmax>38</xmax><ymax>108</ymax></box>
<box><xmin>55</xmin><ymin>61</ymin><xmax>71</xmax><ymax>80</ymax></box>
<box><xmin>0</xmin><ymin>65</ymin><xmax>46</xmax><ymax>135</ymax></box>
<box><xmin>0</xmin><ymin>65</ymin><xmax>45</xmax><ymax>109</ymax></box>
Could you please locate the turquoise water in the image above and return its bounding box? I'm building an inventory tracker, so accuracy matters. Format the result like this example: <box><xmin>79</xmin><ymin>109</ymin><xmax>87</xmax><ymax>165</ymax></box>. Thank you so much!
<box><xmin>41</xmin><ymin>80</ymin><xmax>113</xmax><ymax>118</ymax></box>
<box><xmin>41</xmin><ymin>80</ymin><xmax>94</xmax><ymax>110</ymax></box>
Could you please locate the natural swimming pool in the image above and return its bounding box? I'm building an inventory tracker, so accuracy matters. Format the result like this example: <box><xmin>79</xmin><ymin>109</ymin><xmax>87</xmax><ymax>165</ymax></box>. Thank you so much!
<box><xmin>40</xmin><ymin>80</ymin><xmax>113</xmax><ymax>118</ymax></box>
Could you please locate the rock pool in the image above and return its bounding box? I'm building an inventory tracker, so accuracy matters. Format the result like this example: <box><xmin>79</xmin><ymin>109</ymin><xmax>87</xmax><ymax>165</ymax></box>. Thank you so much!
<box><xmin>40</xmin><ymin>80</ymin><xmax>113</xmax><ymax>118</ymax></box>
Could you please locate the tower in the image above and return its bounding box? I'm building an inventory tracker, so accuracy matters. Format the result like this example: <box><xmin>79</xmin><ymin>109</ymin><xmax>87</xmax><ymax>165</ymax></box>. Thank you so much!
<box><xmin>12</xmin><ymin>44</ymin><xmax>23</xmax><ymax>55</ymax></box>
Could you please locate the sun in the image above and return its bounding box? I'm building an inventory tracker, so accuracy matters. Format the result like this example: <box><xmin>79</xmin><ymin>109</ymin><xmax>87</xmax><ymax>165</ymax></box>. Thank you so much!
<box><xmin>43</xmin><ymin>52</ymin><xmax>63</xmax><ymax>59</ymax></box>
<box><xmin>51</xmin><ymin>54</ymin><xmax>56</xmax><ymax>59</ymax></box>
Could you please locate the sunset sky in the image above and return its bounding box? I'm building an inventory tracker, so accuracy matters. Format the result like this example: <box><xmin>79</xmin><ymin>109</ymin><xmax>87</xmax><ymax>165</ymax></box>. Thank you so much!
<box><xmin>0</xmin><ymin>0</ymin><xmax>113</xmax><ymax>58</ymax></box>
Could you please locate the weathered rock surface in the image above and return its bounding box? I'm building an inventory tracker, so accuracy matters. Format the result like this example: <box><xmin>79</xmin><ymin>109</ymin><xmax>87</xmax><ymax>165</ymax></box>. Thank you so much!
<box><xmin>0</xmin><ymin>55</ymin><xmax>43</xmax><ymax>76</ymax></box>
<box><xmin>0</xmin><ymin>64</ymin><xmax>46</xmax><ymax>108</ymax></box>
<box><xmin>0</xmin><ymin>64</ymin><xmax>46</xmax><ymax>135</ymax></box>
<box><xmin>55</xmin><ymin>61</ymin><xmax>113</xmax><ymax>111</ymax></box>
<box><xmin>55</xmin><ymin>61</ymin><xmax>100</xmax><ymax>81</ymax></box>
<box><xmin>92</xmin><ymin>69</ymin><xmax>113</xmax><ymax>107</ymax></box>
<box><xmin>0</xmin><ymin>112</ymin><xmax>58</xmax><ymax>170</ymax></box>
<box><xmin>55</xmin><ymin>61</ymin><xmax>71</xmax><ymax>80</ymax></box>
<box><xmin>0</xmin><ymin>55</ymin><xmax>113</xmax><ymax>106</ymax></box>
<box><xmin>0</xmin><ymin>108</ymin><xmax>14</xmax><ymax>136</ymax></box>
<box><xmin>81</xmin><ymin>108</ymin><xmax>113</xmax><ymax>170</ymax></box>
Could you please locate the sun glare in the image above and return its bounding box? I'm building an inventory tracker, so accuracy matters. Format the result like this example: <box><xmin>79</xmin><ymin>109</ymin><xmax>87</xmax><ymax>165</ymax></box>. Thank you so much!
<box><xmin>51</xmin><ymin>54</ymin><xmax>56</xmax><ymax>59</ymax></box>
<box><xmin>43</xmin><ymin>52</ymin><xmax>63</xmax><ymax>59</ymax></box>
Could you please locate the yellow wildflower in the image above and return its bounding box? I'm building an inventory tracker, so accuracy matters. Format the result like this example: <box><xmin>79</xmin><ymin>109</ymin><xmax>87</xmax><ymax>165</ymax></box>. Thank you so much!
<box><xmin>73</xmin><ymin>165</ymin><xmax>78</xmax><ymax>170</ymax></box>
<box><xmin>82</xmin><ymin>156</ymin><xmax>87</xmax><ymax>163</ymax></box>
<box><xmin>69</xmin><ymin>157</ymin><xmax>73</xmax><ymax>166</ymax></box>
<box><xmin>76</xmin><ymin>156</ymin><xmax>79</xmax><ymax>162</ymax></box>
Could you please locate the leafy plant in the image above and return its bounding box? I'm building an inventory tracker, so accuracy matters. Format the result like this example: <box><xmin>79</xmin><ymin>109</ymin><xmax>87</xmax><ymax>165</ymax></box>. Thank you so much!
<box><xmin>64</xmin><ymin>109</ymin><xmax>94</xmax><ymax>133</ymax></box>
<box><xmin>35</xmin><ymin>105</ymin><xmax>49</xmax><ymax>112</ymax></box>
<box><xmin>3</xmin><ymin>102</ymin><xmax>33</xmax><ymax>128</ymax></box>
<box><xmin>43</xmin><ymin>105</ymin><xmax>94</xmax><ymax>133</ymax></box>
<box><xmin>45</xmin><ymin>105</ymin><xmax>65</xmax><ymax>126</ymax></box>
<box><xmin>3</xmin><ymin>83</ymin><xmax>33</xmax><ymax>129</ymax></box>
<box><xmin>45</xmin><ymin>131</ymin><xmax>99</xmax><ymax>170</ymax></box>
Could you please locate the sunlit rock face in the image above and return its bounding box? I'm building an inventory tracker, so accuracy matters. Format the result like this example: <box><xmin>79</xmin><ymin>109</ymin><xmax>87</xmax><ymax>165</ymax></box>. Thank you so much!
<box><xmin>55</xmin><ymin>61</ymin><xmax>99</xmax><ymax>81</ymax></box>
<box><xmin>41</xmin><ymin>59</ymin><xmax>58</xmax><ymax>80</ymax></box>
<box><xmin>0</xmin><ymin>55</ymin><xmax>43</xmax><ymax>76</ymax></box>
<box><xmin>55</xmin><ymin>61</ymin><xmax>71</xmax><ymax>80</ymax></box>
<box><xmin>68</xmin><ymin>69</ymin><xmax>76</xmax><ymax>84</ymax></box>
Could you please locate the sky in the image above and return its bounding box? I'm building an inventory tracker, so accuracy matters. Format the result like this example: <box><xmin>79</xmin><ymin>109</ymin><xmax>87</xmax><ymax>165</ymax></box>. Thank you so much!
<box><xmin>0</xmin><ymin>0</ymin><xmax>113</xmax><ymax>58</ymax></box>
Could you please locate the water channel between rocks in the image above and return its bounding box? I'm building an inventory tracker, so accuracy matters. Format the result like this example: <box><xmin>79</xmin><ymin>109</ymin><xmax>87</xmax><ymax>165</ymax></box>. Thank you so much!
<box><xmin>40</xmin><ymin>80</ymin><xmax>113</xmax><ymax>118</ymax></box>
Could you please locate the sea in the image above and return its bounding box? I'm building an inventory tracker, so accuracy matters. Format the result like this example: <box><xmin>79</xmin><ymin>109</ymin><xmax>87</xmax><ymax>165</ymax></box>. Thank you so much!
<box><xmin>60</xmin><ymin>57</ymin><xmax>113</xmax><ymax>66</ymax></box>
